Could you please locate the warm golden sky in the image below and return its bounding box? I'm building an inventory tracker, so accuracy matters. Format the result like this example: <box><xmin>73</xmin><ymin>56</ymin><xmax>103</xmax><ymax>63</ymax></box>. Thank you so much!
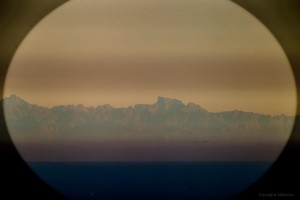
<box><xmin>4</xmin><ymin>0</ymin><xmax>296</xmax><ymax>115</ymax></box>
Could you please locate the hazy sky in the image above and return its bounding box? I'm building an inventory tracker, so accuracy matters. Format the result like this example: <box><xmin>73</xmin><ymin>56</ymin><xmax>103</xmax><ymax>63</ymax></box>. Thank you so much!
<box><xmin>4</xmin><ymin>0</ymin><xmax>296</xmax><ymax>115</ymax></box>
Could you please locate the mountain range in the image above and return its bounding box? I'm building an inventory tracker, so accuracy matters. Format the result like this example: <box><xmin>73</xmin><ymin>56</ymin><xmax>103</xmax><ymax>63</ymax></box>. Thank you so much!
<box><xmin>2</xmin><ymin>95</ymin><xmax>294</xmax><ymax>145</ymax></box>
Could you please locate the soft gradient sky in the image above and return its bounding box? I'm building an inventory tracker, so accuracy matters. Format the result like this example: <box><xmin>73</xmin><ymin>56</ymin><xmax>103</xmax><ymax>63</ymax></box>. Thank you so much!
<box><xmin>4</xmin><ymin>0</ymin><xmax>296</xmax><ymax>115</ymax></box>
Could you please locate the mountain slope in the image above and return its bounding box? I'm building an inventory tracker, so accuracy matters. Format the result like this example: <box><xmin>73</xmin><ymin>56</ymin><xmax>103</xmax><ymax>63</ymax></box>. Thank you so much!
<box><xmin>2</xmin><ymin>95</ymin><xmax>294</xmax><ymax>144</ymax></box>
<box><xmin>1</xmin><ymin>96</ymin><xmax>294</xmax><ymax>161</ymax></box>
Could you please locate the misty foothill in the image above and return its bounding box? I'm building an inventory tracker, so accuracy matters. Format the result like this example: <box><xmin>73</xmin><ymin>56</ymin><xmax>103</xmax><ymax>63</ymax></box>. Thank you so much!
<box><xmin>2</xmin><ymin>95</ymin><xmax>294</xmax><ymax>161</ymax></box>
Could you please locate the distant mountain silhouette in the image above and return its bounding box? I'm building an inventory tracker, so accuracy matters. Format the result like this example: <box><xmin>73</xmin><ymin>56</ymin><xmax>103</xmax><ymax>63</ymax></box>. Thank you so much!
<box><xmin>2</xmin><ymin>95</ymin><xmax>294</xmax><ymax>144</ymax></box>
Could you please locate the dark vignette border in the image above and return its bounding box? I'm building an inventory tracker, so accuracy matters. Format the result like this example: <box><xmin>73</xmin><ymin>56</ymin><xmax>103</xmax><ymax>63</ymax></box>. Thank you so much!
<box><xmin>0</xmin><ymin>0</ymin><xmax>299</xmax><ymax>199</ymax></box>
<box><xmin>232</xmin><ymin>0</ymin><xmax>300</xmax><ymax>199</ymax></box>
<box><xmin>0</xmin><ymin>1</ymin><xmax>69</xmax><ymax>199</ymax></box>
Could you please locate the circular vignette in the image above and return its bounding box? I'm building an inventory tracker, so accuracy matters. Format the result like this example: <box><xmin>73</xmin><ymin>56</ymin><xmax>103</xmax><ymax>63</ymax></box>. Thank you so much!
<box><xmin>0</xmin><ymin>1</ymin><xmax>70</xmax><ymax>200</ymax></box>
<box><xmin>1</xmin><ymin>1</ymin><xmax>299</xmax><ymax>200</ymax></box>
<box><xmin>231</xmin><ymin>1</ymin><xmax>300</xmax><ymax>199</ymax></box>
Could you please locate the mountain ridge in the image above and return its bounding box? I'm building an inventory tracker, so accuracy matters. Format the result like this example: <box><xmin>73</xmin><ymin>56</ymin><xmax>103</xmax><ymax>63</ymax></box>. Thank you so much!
<box><xmin>2</xmin><ymin>94</ymin><xmax>288</xmax><ymax>116</ymax></box>
<box><xmin>2</xmin><ymin>94</ymin><xmax>294</xmax><ymax>145</ymax></box>
<box><xmin>2</xmin><ymin>95</ymin><xmax>295</xmax><ymax>162</ymax></box>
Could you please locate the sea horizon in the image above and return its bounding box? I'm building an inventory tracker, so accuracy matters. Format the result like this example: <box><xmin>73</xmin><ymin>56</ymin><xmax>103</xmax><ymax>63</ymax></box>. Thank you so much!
<box><xmin>28</xmin><ymin>161</ymin><xmax>272</xmax><ymax>200</ymax></box>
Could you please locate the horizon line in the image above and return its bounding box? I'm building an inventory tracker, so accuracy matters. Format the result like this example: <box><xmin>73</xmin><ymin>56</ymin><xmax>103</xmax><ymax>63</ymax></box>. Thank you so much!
<box><xmin>2</xmin><ymin>94</ymin><xmax>293</xmax><ymax>117</ymax></box>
